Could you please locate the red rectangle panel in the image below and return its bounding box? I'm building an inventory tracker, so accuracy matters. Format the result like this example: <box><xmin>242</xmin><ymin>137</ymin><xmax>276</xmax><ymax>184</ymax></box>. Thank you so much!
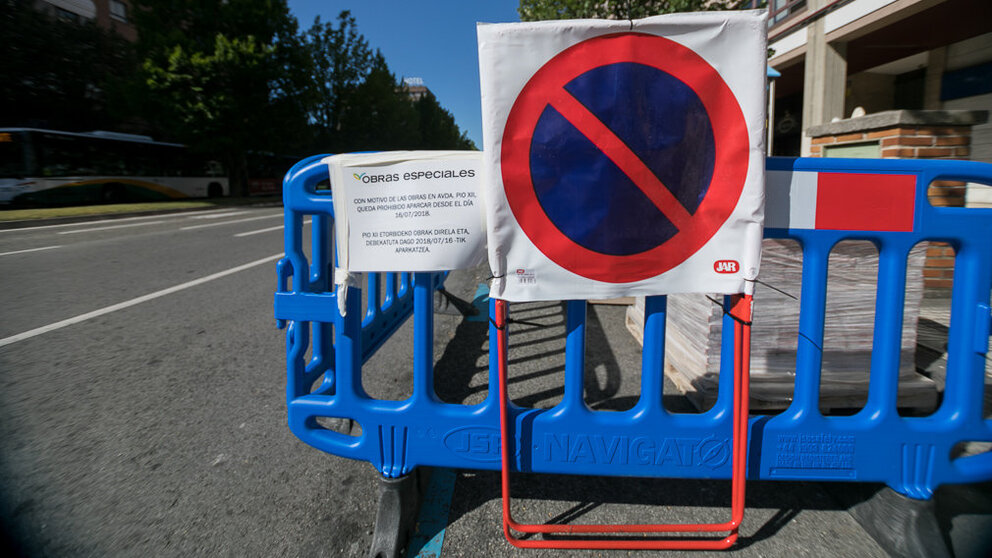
<box><xmin>815</xmin><ymin>172</ymin><xmax>916</xmax><ymax>232</ymax></box>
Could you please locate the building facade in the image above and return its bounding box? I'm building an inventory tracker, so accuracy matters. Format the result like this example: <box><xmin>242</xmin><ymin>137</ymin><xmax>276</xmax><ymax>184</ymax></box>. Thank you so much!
<box><xmin>768</xmin><ymin>0</ymin><xmax>991</xmax><ymax>164</ymax></box>
<box><xmin>34</xmin><ymin>0</ymin><xmax>137</xmax><ymax>42</ymax></box>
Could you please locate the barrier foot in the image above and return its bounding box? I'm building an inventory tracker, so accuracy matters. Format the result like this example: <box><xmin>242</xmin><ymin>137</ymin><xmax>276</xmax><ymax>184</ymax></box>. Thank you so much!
<box><xmin>368</xmin><ymin>468</ymin><xmax>429</xmax><ymax>558</ymax></box>
<box><xmin>844</xmin><ymin>486</ymin><xmax>950</xmax><ymax>558</ymax></box>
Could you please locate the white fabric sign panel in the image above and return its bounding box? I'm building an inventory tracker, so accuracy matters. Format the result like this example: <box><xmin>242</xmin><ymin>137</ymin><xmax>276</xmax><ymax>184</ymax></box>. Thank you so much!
<box><xmin>326</xmin><ymin>151</ymin><xmax>486</xmax><ymax>273</ymax></box>
<box><xmin>478</xmin><ymin>10</ymin><xmax>768</xmax><ymax>302</ymax></box>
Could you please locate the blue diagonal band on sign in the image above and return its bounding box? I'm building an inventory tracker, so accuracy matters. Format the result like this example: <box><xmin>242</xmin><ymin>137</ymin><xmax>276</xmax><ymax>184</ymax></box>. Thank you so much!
<box><xmin>531</xmin><ymin>106</ymin><xmax>678</xmax><ymax>256</ymax></box>
<box><xmin>563</xmin><ymin>62</ymin><xmax>716</xmax><ymax>215</ymax></box>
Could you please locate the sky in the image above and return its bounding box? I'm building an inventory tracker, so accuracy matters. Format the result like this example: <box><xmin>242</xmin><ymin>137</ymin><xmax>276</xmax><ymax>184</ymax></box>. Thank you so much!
<box><xmin>287</xmin><ymin>1</ymin><xmax>522</xmax><ymax>149</ymax></box>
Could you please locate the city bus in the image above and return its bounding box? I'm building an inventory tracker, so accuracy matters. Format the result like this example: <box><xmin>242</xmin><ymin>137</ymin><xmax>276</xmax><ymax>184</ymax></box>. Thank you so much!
<box><xmin>0</xmin><ymin>128</ymin><xmax>228</xmax><ymax>206</ymax></box>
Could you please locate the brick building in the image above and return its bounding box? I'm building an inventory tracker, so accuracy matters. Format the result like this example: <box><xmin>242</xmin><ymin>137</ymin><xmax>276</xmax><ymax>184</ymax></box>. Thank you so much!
<box><xmin>35</xmin><ymin>0</ymin><xmax>137</xmax><ymax>42</ymax></box>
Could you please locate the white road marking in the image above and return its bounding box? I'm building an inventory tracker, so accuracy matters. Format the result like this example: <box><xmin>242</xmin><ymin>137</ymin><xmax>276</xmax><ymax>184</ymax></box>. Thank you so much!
<box><xmin>234</xmin><ymin>218</ymin><xmax>310</xmax><ymax>238</ymax></box>
<box><xmin>0</xmin><ymin>253</ymin><xmax>284</xmax><ymax>349</ymax></box>
<box><xmin>180</xmin><ymin>213</ymin><xmax>281</xmax><ymax>231</ymax></box>
<box><xmin>188</xmin><ymin>211</ymin><xmax>248</xmax><ymax>219</ymax></box>
<box><xmin>0</xmin><ymin>208</ymin><xmax>237</xmax><ymax>233</ymax></box>
<box><xmin>0</xmin><ymin>245</ymin><xmax>62</xmax><ymax>257</ymax></box>
<box><xmin>58</xmin><ymin>220</ymin><xmax>167</xmax><ymax>234</ymax></box>
<box><xmin>234</xmin><ymin>225</ymin><xmax>283</xmax><ymax>237</ymax></box>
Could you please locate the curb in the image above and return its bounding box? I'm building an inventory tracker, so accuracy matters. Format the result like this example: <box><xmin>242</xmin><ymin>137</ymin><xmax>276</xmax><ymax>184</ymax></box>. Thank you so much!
<box><xmin>0</xmin><ymin>200</ymin><xmax>282</xmax><ymax>231</ymax></box>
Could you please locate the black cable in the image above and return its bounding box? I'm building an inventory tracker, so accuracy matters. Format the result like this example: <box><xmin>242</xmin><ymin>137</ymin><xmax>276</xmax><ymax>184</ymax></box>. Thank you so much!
<box><xmin>706</xmin><ymin>295</ymin><xmax>753</xmax><ymax>327</ymax></box>
<box><xmin>745</xmin><ymin>278</ymin><xmax>797</xmax><ymax>300</ymax></box>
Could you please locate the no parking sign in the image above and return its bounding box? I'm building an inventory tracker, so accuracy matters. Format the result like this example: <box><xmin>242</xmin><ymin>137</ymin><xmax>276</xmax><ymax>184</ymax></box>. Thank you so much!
<box><xmin>478</xmin><ymin>11</ymin><xmax>768</xmax><ymax>301</ymax></box>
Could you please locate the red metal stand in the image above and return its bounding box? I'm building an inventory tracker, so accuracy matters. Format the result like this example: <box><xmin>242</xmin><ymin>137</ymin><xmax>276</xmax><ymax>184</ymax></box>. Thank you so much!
<box><xmin>495</xmin><ymin>295</ymin><xmax>753</xmax><ymax>550</ymax></box>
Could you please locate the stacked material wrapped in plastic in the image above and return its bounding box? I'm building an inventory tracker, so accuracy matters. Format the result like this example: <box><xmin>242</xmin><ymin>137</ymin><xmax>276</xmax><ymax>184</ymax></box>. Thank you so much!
<box><xmin>625</xmin><ymin>239</ymin><xmax>939</xmax><ymax>412</ymax></box>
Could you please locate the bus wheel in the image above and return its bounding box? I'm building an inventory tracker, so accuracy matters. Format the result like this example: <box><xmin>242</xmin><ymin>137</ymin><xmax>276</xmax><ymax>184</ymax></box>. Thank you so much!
<box><xmin>208</xmin><ymin>183</ymin><xmax>223</xmax><ymax>198</ymax></box>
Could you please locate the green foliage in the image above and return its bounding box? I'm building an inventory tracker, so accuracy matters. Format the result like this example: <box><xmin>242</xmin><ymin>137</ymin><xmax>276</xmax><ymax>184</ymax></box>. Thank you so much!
<box><xmin>143</xmin><ymin>35</ymin><xmax>272</xmax><ymax>152</ymax></box>
<box><xmin>134</xmin><ymin>0</ymin><xmax>308</xmax><ymax>148</ymax></box>
<box><xmin>518</xmin><ymin>0</ymin><xmax>758</xmax><ymax>21</ymax></box>
<box><xmin>0</xmin><ymin>0</ymin><xmax>136</xmax><ymax>131</ymax></box>
<box><xmin>303</xmin><ymin>12</ymin><xmax>476</xmax><ymax>152</ymax></box>
<box><xmin>332</xmin><ymin>52</ymin><xmax>477</xmax><ymax>152</ymax></box>
<box><xmin>305</xmin><ymin>11</ymin><xmax>373</xmax><ymax>144</ymax></box>
<box><xmin>336</xmin><ymin>52</ymin><xmax>419</xmax><ymax>151</ymax></box>
<box><xmin>134</xmin><ymin>0</ymin><xmax>313</xmax><ymax>193</ymax></box>
<box><xmin>135</xmin><ymin>1</ymin><xmax>475</xmax><ymax>161</ymax></box>
<box><xmin>416</xmin><ymin>91</ymin><xmax>476</xmax><ymax>150</ymax></box>
<box><xmin>132</xmin><ymin>0</ymin><xmax>298</xmax><ymax>55</ymax></box>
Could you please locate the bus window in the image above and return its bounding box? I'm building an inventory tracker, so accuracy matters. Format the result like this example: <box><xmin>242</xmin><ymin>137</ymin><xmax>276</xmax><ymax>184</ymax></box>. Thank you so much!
<box><xmin>206</xmin><ymin>160</ymin><xmax>225</xmax><ymax>177</ymax></box>
<box><xmin>124</xmin><ymin>141</ymin><xmax>164</xmax><ymax>176</ymax></box>
<box><xmin>37</xmin><ymin>132</ymin><xmax>90</xmax><ymax>176</ymax></box>
<box><xmin>90</xmin><ymin>138</ymin><xmax>127</xmax><ymax>175</ymax></box>
<box><xmin>159</xmin><ymin>145</ymin><xmax>186</xmax><ymax>177</ymax></box>
<box><xmin>0</xmin><ymin>133</ymin><xmax>26</xmax><ymax>178</ymax></box>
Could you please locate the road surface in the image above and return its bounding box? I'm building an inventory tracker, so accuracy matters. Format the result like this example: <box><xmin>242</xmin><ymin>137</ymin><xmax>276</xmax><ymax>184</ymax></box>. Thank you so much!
<box><xmin>0</xmin><ymin>206</ymin><xmax>988</xmax><ymax>557</ymax></box>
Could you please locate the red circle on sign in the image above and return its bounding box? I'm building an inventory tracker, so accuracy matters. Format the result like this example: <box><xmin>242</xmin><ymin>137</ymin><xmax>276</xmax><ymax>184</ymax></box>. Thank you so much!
<box><xmin>501</xmin><ymin>33</ymin><xmax>750</xmax><ymax>283</ymax></box>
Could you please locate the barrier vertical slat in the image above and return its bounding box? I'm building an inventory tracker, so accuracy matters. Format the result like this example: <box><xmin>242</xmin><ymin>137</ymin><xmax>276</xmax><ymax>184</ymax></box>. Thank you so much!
<box><xmin>310</xmin><ymin>215</ymin><xmax>334</xmax><ymax>384</ymax></box>
<box><xmin>715</xmin><ymin>295</ymin><xmax>736</xmax><ymax>416</ymax></box>
<box><xmin>638</xmin><ymin>295</ymin><xmax>667</xmax><ymax>417</ymax></box>
<box><xmin>793</xmin><ymin>241</ymin><xmax>829</xmax><ymax>413</ymax></box>
<box><xmin>310</xmin><ymin>215</ymin><xmax>328</xmax><ymax>290</ymax></box>
<box><xmin>563</xmin><ymin>300</ymin><xmax>587</xmax><ymax>414</ymax></box>
<box><xmin>384</xmin><ymin>272</ymin><xmax>397</xmax><ymax>310</ymax></box>
<box><xmin>335</xmin><ymin>286</ymin><xmax>363</xmax><ymax>401</ymax></box>
<box><xmin>413</xmin><ymin>273</ymin><xmax>436</xmax><ymax>404</ymax></box>
<box><xmin>287</xmin><ymin>321</ymin><xmax>311</xmax><ymax>400</ymax></box>
<box><xmin>965</xmin><ymin>241</ymin><xmax>992</xmax><ymax>425</ymax></box>
<box><xmin>943</xmin><ymin>245</ymin><xmax>986</xmax><ymax>422</ymax></box>
<box><xmin>488</xmin><ymin>297</ymin><xmax>501</xmax><ymax>410</ymax></box>
<box><xmin>285</xmin><ymin>209</ymin><xmax>308</xmax><ymax>292</ymax></box>
<box><xmin>366</xmin><ymin>273</ymin><xmax>381</xmax><ymax>323</ymax></box>
<box><xmin>865</xmin><ymin>241</ymin><xmax>910</xmax><ymax>416</ymax></box>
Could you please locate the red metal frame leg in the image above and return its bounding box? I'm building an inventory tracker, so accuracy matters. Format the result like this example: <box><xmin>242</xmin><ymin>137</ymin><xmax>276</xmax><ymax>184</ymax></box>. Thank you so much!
<box><xmin>496</xmin><ymin>295</ymin><xmax>753</xmax><ymax>550</ymax></box>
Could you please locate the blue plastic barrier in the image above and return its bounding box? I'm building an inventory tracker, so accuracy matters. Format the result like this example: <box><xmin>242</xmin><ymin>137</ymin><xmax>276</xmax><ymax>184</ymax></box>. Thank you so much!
<box><xmin>275</xmin><ymin>156</ymin><xmax>992</xmax><ymax>500</ymax></box>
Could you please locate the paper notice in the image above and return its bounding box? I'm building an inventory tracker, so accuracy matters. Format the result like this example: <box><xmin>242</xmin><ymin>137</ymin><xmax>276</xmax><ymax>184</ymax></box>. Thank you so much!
<box><xmin>325</xmin><ymin>151</ymin><xmax>486</xmax><ymax>272</ymax></box>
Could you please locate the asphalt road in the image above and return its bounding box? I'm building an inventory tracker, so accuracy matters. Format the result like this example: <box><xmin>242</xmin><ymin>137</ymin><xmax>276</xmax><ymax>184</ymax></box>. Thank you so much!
<box><xmin>0</xmin><ymin>206</ymin><xmax>988</xmax><ymax>557</ymax></box>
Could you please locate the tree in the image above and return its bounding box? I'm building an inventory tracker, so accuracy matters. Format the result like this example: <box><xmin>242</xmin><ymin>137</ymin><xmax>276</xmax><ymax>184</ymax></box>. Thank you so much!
<box><xmin>518</xmin><ymin>0</ymin><xmax>759</xmax><ymax>21</ymax></box>
<box><xmin>142</xmin><ymin>35</ymin><xmax>272</xmax><ymax>150</ymax></box>
<box><xmin>133</xmin><ymin>0</ymin><xmax>310</xmax><ymax>194</ymax></box>
<box><xmin>303</xmin><ymin>13</ymin><xmax>475</xmax><ymax>153</ymax></box>
<box><xmin>335</xmin><ymin>52</ymin><xmax>420</xmax><ymax>152</ymax></box>
<box><xmin>133</xmin><ymin>1</ymin><xmax>476</xmax><ymax>179</ymax></box>
<box><xmin>0</xmin><ymin>0</ymin><xmax>137</xmax><ymax>132</ymax></box>
<box><xmin>305</xmin><ymin>11</ymin><xmax>374</xmax><ymax>148</ymax></box>
<box><xmin>415</xmin><ymin>91</ymin><xmax>476</xmax><ymax>150</ymax></box>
